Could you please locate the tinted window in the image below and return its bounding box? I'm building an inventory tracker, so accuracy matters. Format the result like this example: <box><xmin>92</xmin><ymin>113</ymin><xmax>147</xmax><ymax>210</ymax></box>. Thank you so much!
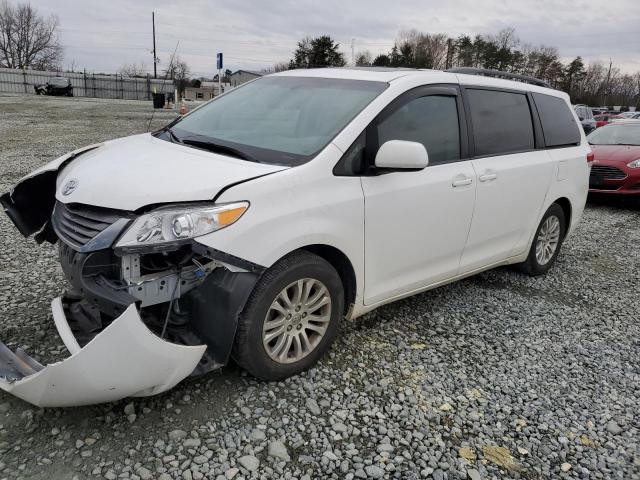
<box><xmin>377</xmin><ymin>95</ymin><xmax>460</xmax><ymax>165</ymax></box>
<box><xmin>534</xmin><ymin>94</ymin><xmax>581</xmax><ymax>147</ymax></box>
<box><xmin>467</xmin><ymin>89</ymin><xmax>534</xmax><ymax>156</ymax></box>
<box><xmin>334</xmin><ymin>132</ymin><xmax>366</xmax><ymax>176</ymax></box>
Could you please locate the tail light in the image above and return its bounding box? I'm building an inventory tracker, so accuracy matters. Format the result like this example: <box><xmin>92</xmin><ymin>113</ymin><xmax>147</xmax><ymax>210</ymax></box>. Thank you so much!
<box><xmin>586</xmin><ymin>151</ymin><xmax>595</xmax><ymax>165</ymax></box>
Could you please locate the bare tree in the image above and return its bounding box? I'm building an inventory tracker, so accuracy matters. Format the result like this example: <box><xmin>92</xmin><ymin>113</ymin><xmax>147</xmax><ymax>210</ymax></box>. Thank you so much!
<box><xmin>273</xmin><ymin>62</ymin><xmax>289</xmax><ymax>72</ymax></box>
<box><xmin>163</xmin><ymin>56</ymin><xmax>190</xmax><ymax>95</ymax></box>
<box><xmin>489</xmin><ymin>27</ymin><xmax>519</xmax><ymax>51</ymax></box>
<box><xmin>261</xmin><ymin>61</ymin><xmax>289</xmax><ymax>74</ymax></box>
<box><xmin>394</xmin><ymin>30</ymin><xmax>449</xmax><ymax>69</ymax></box>
<box><xmin>0</xmin><ymin>0</ymin><xmax>62</xmax><ymax>70</ymax></box>
<box><xmin>119</xmin><ymin>61</ymin><xmax>147</xmax><ymax>77</ymax></box>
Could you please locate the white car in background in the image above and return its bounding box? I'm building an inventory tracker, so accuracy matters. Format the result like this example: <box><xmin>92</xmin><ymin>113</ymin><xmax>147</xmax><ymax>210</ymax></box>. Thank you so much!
<box><xmin>611</xmin><ymin>112</ymin><xmax>640</xmax><ymax>121</ymax></box>
<box><xmin>0</xmin><ymin>67</ymin><xmax>590</xmax><ymax>407</ymax></box>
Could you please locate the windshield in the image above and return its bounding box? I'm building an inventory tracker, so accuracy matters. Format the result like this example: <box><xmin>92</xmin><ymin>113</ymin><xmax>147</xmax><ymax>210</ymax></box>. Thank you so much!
<box><xmin>49</xmin><ymin>77</ymin><xmax>68</xmax><ymax>86</ymax></box>
<box><xmin>588</xmin><ymin>124</ymin><xmax>640</xmax><ymax>145</ymax></box>
<box><xmin>169</xmin><ymin>76</ymin><xmax>387</xmax><ymax>165</ymax></box>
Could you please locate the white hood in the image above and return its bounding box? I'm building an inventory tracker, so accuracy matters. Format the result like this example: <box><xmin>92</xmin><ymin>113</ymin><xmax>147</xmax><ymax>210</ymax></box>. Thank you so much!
<box><xmin>55</xmin><ymin>134</ymin><xmax>287</xmax><ymax>210</ymax></box>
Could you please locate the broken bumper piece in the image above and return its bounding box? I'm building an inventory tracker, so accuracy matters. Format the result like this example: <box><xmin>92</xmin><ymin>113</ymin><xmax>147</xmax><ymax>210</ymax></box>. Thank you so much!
<box><xmin>0</xmin><ymin>298</ymin><xmax>206</xmax><ymax>407</ymax></box>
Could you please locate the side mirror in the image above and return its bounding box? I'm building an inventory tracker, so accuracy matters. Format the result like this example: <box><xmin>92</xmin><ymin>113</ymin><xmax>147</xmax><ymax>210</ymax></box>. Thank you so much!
<box><xmin>375</xmin><ymin>140</ymin><xmax>429</xmax><ymax>170</ymax></box>
<box><xmin>578</xmin><ymin>117</ymin><xmax>584</xmax><ymax>121</ymax></box>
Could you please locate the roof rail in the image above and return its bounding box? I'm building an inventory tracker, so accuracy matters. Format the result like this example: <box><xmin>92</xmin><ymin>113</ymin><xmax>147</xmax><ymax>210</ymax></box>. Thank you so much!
<box><xmin>446</xmin><ymin>67</ymin><xmax>550</xmax><ymax>88</ymax></box>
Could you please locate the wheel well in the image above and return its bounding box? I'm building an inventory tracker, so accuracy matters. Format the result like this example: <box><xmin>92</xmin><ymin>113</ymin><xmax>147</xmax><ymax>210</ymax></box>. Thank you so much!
<box><xmin>553</xmin><ymin>197</ymin><xmax>572</xmax><ymax>237</ymax></box>
<box><xmin>299</xmin><ymin>245</ymin><xmax>356</xmax><ymax>316</ymax></box>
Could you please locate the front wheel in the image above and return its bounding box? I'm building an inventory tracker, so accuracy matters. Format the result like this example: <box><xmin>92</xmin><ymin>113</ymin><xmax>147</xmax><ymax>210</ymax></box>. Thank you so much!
<box><xmin>518</xmin><ymin>203</ymin><xmax>566</xmax><ymax>276</ymax></box>
<box><xmin>233</xmin><ymin>251</ymin><xmax>344</xmax><ymax>381</ymax></box>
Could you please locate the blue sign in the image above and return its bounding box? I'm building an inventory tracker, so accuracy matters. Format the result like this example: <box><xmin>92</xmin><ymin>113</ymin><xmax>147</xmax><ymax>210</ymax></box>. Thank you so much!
<box><xmin>216</xmin><ymin>52</ymin><xmax>223</xmax><ymax>70</ymax></box>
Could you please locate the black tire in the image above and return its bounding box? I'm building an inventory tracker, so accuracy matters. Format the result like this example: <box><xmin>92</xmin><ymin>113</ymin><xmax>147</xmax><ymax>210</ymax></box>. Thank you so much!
<box><xmin>233</xmin><ymin>251</ymin><xmax>344</xmax><ymax>381</ymax></box>
<box><xmin>518</xmin><ymin>203</ymin><xmax>566</xmax><ymax>276</ymax></box>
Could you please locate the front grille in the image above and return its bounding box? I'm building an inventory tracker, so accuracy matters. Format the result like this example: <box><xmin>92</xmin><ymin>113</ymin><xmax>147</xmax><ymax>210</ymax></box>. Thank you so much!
<box><xmin>52</xmin><ymin>202</ymin><xmax>123</xmax><ymax>248</ymax></box>
<box><xmin>589</xmin><ymin>184</ymin><xmax>620</xmax><ymax>191</ymax></box>
<box><xmin>590</xmin><ymin>165</ymin><xmax>627</xmax><ymax>180</ymax></box>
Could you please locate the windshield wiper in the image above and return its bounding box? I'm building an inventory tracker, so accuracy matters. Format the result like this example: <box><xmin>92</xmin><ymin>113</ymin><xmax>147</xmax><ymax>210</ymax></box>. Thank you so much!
<box><xmin>180</xmin><ymin>137</ymin><xmax>258</xmax><ymax>162</ymax></box>
<box><xmin>166</xmin><ymin>127</ymin><xmax>183</xmax><ymax>144</ymax></box>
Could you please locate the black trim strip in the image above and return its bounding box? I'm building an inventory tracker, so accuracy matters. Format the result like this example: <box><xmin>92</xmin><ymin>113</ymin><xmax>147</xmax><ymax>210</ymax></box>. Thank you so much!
<box><xmin>191</xmin><ymin>243</ymin><xmax>266</xmax><ymax>274</ymax></box>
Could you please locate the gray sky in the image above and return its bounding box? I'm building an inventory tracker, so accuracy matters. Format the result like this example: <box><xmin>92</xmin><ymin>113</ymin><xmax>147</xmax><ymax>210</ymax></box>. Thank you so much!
<box><xmin>31</xmin><ymin>0</ymin><xmax>640</xmax><ymax>77</ymax></box>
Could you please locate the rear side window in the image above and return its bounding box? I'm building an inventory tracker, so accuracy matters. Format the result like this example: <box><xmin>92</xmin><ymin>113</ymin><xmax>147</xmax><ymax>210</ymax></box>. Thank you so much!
<box><xmin>533</xmin><ymin>94</ymin><xmax>581</xmax><ymax>147</ymax></box>
<box><xmin>466</xmin><ymin>89</ymin><xmax>535</xmax><ymax>157</ymax></box>
<box><xmin>377</xmin><ymin>95</ymin><xmax>461</xmax><ymax>165</ymax></box>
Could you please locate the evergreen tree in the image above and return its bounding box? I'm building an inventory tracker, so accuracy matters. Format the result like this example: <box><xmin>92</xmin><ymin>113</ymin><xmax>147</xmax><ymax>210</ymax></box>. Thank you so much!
<box><xmin>289</xmin><ymin>36</ymin><xmax>346</xmax><ymax>69</ymax></box>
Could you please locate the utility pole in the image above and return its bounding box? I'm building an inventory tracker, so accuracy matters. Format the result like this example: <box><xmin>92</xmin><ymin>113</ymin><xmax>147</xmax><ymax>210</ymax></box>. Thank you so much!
<box><xmin>351</xmin><ymin>38</ymin><xmax>355</xmax><ymax>66</ymax></box>
<box><xmin>152</xmin><ymin>12</ymin><xmax>157</xmax><ymax>79</ymax></box>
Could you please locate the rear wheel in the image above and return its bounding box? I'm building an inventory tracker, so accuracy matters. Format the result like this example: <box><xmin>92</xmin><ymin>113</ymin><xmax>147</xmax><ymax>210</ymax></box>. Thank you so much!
<box><xmin>518</xmin><ymin>203</ymin><xmax>566</xmax><ymax>276</ymax></box>
<box><xmin>233</xmin><ymin>251</ymin><xmax>344</xmax><ymax>381</ymax></box>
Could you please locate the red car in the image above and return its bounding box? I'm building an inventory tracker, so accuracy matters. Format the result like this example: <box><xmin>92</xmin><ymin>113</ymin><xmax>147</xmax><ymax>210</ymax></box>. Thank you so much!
<box><xmin>587</xmin><ymin>121</ymin><xmax>640</xmax><ymax>195</ymax></box>
<box><xmin>593</xmin><ymin>113</ymin><xmax>620</xmax><ymax>129</ymax></box>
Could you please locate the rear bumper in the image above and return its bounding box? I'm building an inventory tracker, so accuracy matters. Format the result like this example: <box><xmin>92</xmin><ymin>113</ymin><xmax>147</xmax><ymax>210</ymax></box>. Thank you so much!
<box><xmin>0</xmin><ymin>297</ymin><xmax>206</xmax><ymax>407</ymax></box>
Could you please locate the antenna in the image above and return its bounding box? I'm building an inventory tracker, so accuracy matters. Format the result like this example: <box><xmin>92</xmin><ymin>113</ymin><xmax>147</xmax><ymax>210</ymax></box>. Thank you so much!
<box><xmin>147</xmin><ymin>41</ymin><xmax>180</xmax><ymax>132</ymax></box>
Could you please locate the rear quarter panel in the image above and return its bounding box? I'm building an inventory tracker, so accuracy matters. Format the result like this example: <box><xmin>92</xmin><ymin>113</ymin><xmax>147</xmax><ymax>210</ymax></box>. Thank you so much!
<box><xmin>529</xmin><ymin>89</ymin><xmax>591</xmax><ymax>240</ymax></box>
<box><xmin>545</xmin><ymin>145</ymin><xmax>590</xmax><ymax>237</ymax></box>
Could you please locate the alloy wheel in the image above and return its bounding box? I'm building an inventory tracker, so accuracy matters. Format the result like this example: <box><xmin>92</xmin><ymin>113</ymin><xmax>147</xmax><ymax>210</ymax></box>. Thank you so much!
<box><xmin>535</xmin><ymin>215</ymin><xmax>561</xmax><ymax>265</ymax></box>
<box><xmin>262</xmin><ymin>278</ymin><xmax>332</xmax><ymax>364</ymax></box>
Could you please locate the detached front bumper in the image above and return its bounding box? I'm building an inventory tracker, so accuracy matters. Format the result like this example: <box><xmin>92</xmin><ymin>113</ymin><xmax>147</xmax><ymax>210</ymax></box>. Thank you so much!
<box><xmin>0</xmin><ymin>298</ymin><xmax>206</xmax><ymax>407</ymax></box>
<box><xmin>1</xmin><ymin>164</ymin><xmax>263</xmax><ymax>407</ymax></box>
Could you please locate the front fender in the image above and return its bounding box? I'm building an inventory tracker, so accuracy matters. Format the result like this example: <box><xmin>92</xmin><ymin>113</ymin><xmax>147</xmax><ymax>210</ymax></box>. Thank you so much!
<box><xmin>0</xmin><ymin>143</ymin><xmax>102</xmax><ymax>238</ymax></box>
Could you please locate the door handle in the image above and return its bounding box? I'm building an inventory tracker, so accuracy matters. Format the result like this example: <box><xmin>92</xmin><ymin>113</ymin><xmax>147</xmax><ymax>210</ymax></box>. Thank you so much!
<box><xmin>452</xmin><ymin>177</ymin><xmax>473</xmax><ymax>187</ymax></box>
<box><xmin>479</xmin><ymin>173</ymin><xmax>498</xmax><ymax>182</ymax></box>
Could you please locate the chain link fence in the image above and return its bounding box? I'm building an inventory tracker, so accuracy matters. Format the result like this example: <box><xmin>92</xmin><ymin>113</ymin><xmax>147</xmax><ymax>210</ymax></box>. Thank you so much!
<box><xmin>0</xmin><ymin>67</ymin><xmax>174</xmax><ymax>101</ymax></box>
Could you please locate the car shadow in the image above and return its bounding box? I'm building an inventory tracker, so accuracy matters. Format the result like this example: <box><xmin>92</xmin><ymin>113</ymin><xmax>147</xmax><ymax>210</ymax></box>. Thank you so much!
<box><xmin>587</xmin><ymin>193</ymin><xmax>640</xmax><ymax>211</ymax></box>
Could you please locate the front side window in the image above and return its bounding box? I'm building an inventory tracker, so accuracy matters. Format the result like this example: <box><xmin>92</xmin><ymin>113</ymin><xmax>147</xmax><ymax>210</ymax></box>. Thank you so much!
<box><xmin>169</xmin><ymin>76</ymin><xmax>387</xmax><ymax>165</ymax></box>
<box><xmin>376</xmin><ymin>95</ymin><xmax>461</xmax><ymax>165</ymax></box>
<box><xmin>467</xmin><ymin>89</ymin><xmax>535</xmax><ymax>157</ymax></box>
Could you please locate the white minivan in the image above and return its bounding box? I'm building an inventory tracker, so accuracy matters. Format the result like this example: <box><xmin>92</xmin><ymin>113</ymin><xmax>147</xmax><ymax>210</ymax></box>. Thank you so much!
<box><xmin>0</xmin><ymin>67</ymin><xmax>590</xmax><ymax>407</ymax></box>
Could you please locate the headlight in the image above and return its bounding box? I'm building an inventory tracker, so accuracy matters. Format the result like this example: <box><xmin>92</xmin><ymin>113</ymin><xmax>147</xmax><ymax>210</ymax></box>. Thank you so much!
<box><xmin>627</xmin><ymin>159</ymin><xmax>640</xmax><ymax>169</ymax></box>
<box><xmin>116</xmin><ymin>202</ymin><xmax>248</xmax><ymax>248</ymax></box>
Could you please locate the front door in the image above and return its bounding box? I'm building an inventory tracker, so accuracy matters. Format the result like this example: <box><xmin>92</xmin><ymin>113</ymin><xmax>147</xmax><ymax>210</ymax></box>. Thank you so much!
<box><xmin>361</xmin><ymin>86</ymin><xmax>476</xmax><ymax>305</ymax></box>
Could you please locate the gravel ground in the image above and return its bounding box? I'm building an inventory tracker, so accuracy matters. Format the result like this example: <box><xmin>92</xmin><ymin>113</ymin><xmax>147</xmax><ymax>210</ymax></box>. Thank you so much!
<box><xmin>0</xmin><ymin>94</ymin><xmax>638</xmax><ymax>480</ymax></box>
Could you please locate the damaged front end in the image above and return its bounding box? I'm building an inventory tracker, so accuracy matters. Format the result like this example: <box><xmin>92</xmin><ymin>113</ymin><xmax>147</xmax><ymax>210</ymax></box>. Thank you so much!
<box><xmin>0</xmin><ymin>171</ymin><xmax>262</xmax><ymax>407</ymax></box>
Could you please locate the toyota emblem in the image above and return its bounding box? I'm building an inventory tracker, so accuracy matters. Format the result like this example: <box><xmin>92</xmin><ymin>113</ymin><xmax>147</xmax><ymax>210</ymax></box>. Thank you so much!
<box><xmin>62</xmin><ymin>179</ymin><xmax>78</xmax><ymax>196</ymax></box>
